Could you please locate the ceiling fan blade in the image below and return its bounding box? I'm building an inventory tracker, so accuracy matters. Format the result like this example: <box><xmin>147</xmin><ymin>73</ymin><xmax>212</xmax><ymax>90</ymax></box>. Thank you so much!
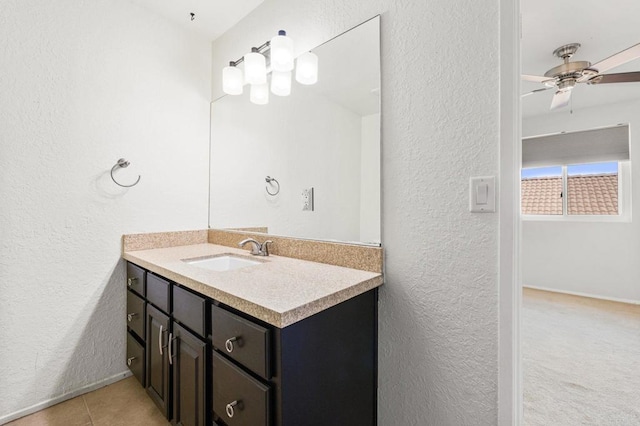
<box><xmin>521</xmin><ymin>87</ymin><xmax>554</xmax><ymax>97</ymax></box>
<box><xmin>550</xmin><ymin>90</ymin><xmax>572</xmax><ymax>110</ymax></box>
<box><xmin>590</xmin><ymin>71</ymin><xmax>640</xmax><ymax>84</ymax></box>
<box><xmin>591</xmin><ymin>42</ymin><xmax>640</xmax><ymax>73</ymax></box>
<box><xmin>522</xmin><ymin>74</ymin><xmax>553</xmax><ymax>83</ymax></box>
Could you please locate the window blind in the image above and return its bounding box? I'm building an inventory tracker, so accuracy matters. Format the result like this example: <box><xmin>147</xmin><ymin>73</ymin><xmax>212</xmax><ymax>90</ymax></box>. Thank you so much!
<box><xmin>522</xmin><ymin>124</ymin><xmax>630</xmax><ymax>168</ymax></box>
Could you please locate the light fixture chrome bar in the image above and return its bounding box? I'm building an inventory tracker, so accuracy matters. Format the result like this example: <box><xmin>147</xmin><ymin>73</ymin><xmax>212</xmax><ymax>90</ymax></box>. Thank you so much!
<box><xmin>229</xmin><ymin>40</ymin><xmax>271</xmax><ymax>67</ymax></box>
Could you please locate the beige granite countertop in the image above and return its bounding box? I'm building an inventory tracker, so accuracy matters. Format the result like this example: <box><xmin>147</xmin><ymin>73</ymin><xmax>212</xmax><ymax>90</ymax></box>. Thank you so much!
<box><xmin>123</xmin><ymin>243</ymin><xmax>383</xmax><ymax>328</ymax></box>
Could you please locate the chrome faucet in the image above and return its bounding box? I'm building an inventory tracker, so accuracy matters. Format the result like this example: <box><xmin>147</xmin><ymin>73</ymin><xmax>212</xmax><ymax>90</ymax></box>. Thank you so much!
<box><xmin>238</xmin><ymin>238</ymin><xmax>273</xmax><ymax>256</ymax></box>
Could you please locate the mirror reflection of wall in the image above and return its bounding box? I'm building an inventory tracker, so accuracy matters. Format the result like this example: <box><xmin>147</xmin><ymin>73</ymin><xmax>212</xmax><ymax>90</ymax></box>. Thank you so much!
<box><xmin>209</xmin><ymin>16</ymin><xmax>381</xmax><ymax>245</ymax></box>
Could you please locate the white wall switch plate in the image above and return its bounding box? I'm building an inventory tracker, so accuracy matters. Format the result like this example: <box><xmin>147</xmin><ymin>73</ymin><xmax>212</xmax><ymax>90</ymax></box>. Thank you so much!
<box><xmin>469</xmin><ymin>176</ymin><xmax>496</xmax><ymax>213</ymax></box>
<box><xmin>302</xmin><ymin>187</ymin><xmax>314</xmax><ymax>211</ymax></box>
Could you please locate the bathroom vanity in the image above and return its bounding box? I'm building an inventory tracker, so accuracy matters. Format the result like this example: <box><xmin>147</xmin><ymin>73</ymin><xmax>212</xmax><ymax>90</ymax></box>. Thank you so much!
<box><xmin>123</xmin><ymin>236</ymin><xmax>382</xmax><ymax>426</ymax></box>
<box><xmin>123</xmin><ymin>13</ymin><xmax>383</xmax><ymax>426</ymax></box>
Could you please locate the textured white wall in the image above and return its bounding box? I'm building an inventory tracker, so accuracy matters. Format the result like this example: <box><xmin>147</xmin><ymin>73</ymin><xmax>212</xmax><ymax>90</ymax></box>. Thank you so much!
<box><xmin>211</xmin><ymin>0</ymin><xmax>501</xmax><ymax>424</ymax></box>
<box><xmin>523</xmin><ymin>100</ymin><xmax>640</xmax><ymax>303</ymax></box>
<box><xmin>210</xmin><ymin>87</ymin><xmax>363</xmax><ymax>242</ymax></box>
<box><xmin>0</xmin><ymin>0</ymin><xmax>211</xmax><ymax>420</ymax></box>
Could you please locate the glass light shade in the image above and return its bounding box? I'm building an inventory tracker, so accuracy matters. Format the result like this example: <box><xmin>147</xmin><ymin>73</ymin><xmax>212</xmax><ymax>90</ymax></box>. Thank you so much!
<box><xmin>295</xmin><ymin>52</ymin><xmax>318</xmax><ymax>85</ymax></box>
<box><xmin>270</xmin><ymin>71</ymin><xmax>292</xmax><ymax>96</ymax></box>
<box><xmin>270</xmin><ymin>31</ymin><xmax>294</xmax><ymax>72</ymax></box>
<box><xmin>244</xmin><ymin>50</ymin><xmax>267</xmax><ymax>85</ymax></box>
<box><xmin>222</xmin><ymin>65</ymin><xmax>243</xmax><ymax>95</ymax></box>
<box><xmin>250</xmin><ymin>83</ymin><xmax>269</xmax><ymax>105</ymax></box>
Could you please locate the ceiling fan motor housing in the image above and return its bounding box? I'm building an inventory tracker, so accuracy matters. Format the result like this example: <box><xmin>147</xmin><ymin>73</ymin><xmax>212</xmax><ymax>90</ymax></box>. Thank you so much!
<box><xmin>543</xmin><ymin>43</ymin><xmax>599</xmax><ymax>89</ymax></box>
<box><xmin>544</xmin><ymin>61</ymin><xmax>592</xmax><ymax>79</ymax></box>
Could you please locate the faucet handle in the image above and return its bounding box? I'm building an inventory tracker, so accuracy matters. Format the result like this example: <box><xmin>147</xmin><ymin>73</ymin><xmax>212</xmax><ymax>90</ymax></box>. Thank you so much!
<box><xmin>261</xmin><ymin>240</ymin><xmax>273</xmax><ymax>256</ymax></box>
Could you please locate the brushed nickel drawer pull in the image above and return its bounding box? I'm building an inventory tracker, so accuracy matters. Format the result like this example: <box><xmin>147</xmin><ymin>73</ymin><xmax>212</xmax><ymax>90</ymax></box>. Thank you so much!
<box><xmin>127</xmin><ymin>356</ymin><xmax>136</xmax><ymax>366</ymax></box>
<box><xmin>127</xmin><ymin>277</ymin><xmax>137</xmax><ymax>287</ymax></box>
<box><xmin>226</xmin><ymin>400</ymin><xmax>240</xmax><ymax>418</ymax></box>
<box><xmin>225</xmin><ymin>336</ymin><xmax>239</xmax><ymax>353</ymax></box>
<box><xmin>127</xmin><ymin>313</ymin><xmax>137</xmax><ymax>322</ymax></box>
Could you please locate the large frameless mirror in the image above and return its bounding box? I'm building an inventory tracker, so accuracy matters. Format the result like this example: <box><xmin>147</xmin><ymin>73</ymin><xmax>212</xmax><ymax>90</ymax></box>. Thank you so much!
<box><xmin>209</xmin><ymin>16</ymin><xmax>381</xmax><ymax>245</ymax></box>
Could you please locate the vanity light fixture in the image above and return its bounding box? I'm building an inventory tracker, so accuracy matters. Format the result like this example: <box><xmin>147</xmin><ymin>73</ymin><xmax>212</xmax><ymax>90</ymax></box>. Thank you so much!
<box><xmin>270</xmin><ymin>30</ymin><xmax>294</xmax><ymax>71</ymax></box>
<box><xmin>250</xmin><ymin>82</ymin><xmax>269</xmax><ymax>105</ymax></box>
<box><xmin>244</xmin><ymin>47</ymin><xmax>267</xmax><ymax>85</ymax></box>
<box><xmin>222</xmin><ymin>64</ymin><xmax>243</xmax><ymax>95</ymax></box>
<box><xmin>221</xmin><ymin>30</ymin><xmax>318</xmax><ymax>104</ymax></box>
<box><xmin>295</xmin><ymin>51</ymin><xmax>319</xmax><ymax>85</ymax></box>
<box><xmin>270</xmin><ymin>70</ymin><xmax>292</xmax><ymax>96</ymax></box>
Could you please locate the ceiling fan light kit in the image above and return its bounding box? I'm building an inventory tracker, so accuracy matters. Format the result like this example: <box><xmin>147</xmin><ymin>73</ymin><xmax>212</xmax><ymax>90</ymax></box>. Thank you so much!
<box><xmin>522</xmin><ymin>41</ymin><xmax>640</xmax><ymax>110</ymax></box>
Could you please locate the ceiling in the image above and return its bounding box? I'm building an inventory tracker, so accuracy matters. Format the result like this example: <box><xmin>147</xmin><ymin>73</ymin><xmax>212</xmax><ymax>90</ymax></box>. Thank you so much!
<box><xmin>130</xmin><ymin>0</ymin><xmax>263</xmax><ymax>41</ymax></box>
<box><xmin>522</xmin><ymin>0</ymin><xmax>640</xmax><ymax>117</ymax></box>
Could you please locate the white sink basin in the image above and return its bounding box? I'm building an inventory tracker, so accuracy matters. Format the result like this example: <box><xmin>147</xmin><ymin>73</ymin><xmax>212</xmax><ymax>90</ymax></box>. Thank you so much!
<box><xmin>184</xmin><ymin>255</ymin><xmax>261</xmax><ymax>272</ymax></box>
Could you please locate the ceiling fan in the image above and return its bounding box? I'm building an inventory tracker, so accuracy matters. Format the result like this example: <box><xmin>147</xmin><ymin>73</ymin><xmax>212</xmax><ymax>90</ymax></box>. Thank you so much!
<box><xmin>522</xmin><ymin>42</ymin><xmax>640</xmax><ymax>110</ymax></box>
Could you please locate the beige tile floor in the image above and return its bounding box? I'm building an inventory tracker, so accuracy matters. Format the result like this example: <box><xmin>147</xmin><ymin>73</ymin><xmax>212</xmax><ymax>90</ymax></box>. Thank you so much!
<box><xmin>6</xmin><ymin>377</ymin><xmax>169</xmax><ymax>426</ymax></box>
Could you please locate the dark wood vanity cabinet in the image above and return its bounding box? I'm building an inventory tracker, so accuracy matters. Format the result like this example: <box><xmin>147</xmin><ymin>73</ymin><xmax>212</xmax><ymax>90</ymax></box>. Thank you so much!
<box><xmin>126</xmin><ymin>266</ymin><xmax>210</xmax><ymax>426</ymax></box>
<box><xmin>212</xmin><ymin>290</ymin><xmax>378</xmax><ymax>426</ymax></box>
<box><xmin>126</xmin><ymin>261</ymin><xmax>378</xmax><ymax>426</ymax></box>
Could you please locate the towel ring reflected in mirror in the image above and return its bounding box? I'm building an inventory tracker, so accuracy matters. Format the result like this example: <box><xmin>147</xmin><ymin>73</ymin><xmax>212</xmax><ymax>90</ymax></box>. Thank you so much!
<box><xmin>265</xmin><ymin>176</ymin><xmax>280</xmax><ymax>196</ymax></box>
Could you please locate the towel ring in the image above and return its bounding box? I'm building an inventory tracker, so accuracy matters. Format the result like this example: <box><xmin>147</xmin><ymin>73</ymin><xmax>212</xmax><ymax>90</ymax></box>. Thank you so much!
<box><xmin>111</xmin><ymin>158</ymin><xmax>141</xmax><ymax>188</ymax></box>
<box><xmin>265</xmin><ymin>176</ymin><xmax>280</xmax><ymax>196</ymax></box>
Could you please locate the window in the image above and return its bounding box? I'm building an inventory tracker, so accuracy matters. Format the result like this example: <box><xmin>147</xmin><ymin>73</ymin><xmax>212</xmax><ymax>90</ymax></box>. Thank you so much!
<box><xmin>521</xmin><ymin>161</ymin><xmax>620</xmax><ymax>217</ymax></box>
<box><xmin>521</xmin><ymin>124</ymin><xmax>631</xmax><ymax>220</ymax></box>
<box><xmin>521</xmin><ymin>166</ymin><xmax>563</xmax><ymax>215</ymax></box>
<box><xmin>566</xmin><ymin>162</ymin><xmax>618</xmax><ymax>215</ymax></box>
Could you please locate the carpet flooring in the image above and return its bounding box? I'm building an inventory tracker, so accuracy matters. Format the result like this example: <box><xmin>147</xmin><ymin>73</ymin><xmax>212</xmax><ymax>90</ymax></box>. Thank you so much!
<box><xmin>523</xmin><ymin>288</ymin><xmax>640</xmax><ymax>425</ymax></box>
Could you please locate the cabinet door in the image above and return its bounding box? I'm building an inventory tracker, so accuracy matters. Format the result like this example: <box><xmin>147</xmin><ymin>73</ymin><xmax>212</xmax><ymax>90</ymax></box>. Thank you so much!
<box><xmin>172</xmin><ymin>323</ymin><xmax>207</xmax><ymax>426</ymax></box>
<box><xmin>146</xmin><ymin>304</ymin><xmax>171</xmax><ymax>418</ymax></box>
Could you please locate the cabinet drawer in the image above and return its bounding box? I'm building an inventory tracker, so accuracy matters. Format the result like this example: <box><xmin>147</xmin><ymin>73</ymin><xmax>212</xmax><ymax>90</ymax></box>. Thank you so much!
<box><xmin>147</xmin><ymin>273</ymin><xmax>170</xmax><ymax>313</ymax></box>
<box><xmin>173</xmin><ymin>285</ymin><xmax>206</xmax><ymax>338</ymax></box>
<box><xmin>126</xmin><ymin>263</ymin><xmax>146</xmax><ymax>296</ymax></box>
<box><xmin>126</xmin><ymin>291</ymin><xmax>145</xmax><ymax>340</ymax></box>
<box><xmin>126</xmin><ymin>332</ymin><xmax>145</xmax><ymax>387</ymax></box>
<box><xmin>212</xmin><ymin>351</ymin><xmax>270</xmax><ymax>426</ymax></box>
<box><xmin>211</xmin><ymin>305</ymin><xmax>271</xmax><ymax>379</ymax></box>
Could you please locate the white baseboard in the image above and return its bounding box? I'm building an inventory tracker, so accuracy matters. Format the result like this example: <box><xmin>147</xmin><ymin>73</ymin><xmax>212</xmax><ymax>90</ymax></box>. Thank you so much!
<box><xmin>523</xmin><ymin>285</ymin><xmax>640</xmax><ymax>305</ymax></box>
<box><xmin>0</xmin><ymin>371</ymin><xmax>132</xmax><ymax>425</ymax></box>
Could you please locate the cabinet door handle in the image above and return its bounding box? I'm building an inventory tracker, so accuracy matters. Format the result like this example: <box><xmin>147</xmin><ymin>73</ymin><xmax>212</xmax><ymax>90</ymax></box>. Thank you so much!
<box><xmin>159</xmin><ymin>325</ymin><xmax>165</xmax><ymax>355</ymax></box>
<box><xmin>168</xmin><ymin>333</ymin><xmax>177</xmax><ymax>365</ymax></box>
<box><xmin>127</xmin><ymin>313</ymin><xmax>137</xmax><ymax>322</ymax></box>
<box><xmin>225</xmin><ymin>336</ymin><xmax>239</xmax><ymax>353</ymax></box>
<box><xmin>127</xmin><ymin>277</ymin><xmax>137</xmax><ymax>287</ymax></box>
<box><xmin>127</xmin><ymin>356</ymin><xmax>136</xmax><ymax>366</ymax></box>
<box><xmin>225</xmin><ymin>400</ymin><xmax>241</xmax><ymax>418</ymax></box>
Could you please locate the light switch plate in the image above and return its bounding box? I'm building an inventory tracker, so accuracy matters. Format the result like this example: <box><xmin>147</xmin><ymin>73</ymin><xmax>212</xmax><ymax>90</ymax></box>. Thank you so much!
<box><xmin>469</xmin><ymin>176</ymin><xmax>496</xmax><ymax>213</ymax></box>
<box><xmin>302</xmin><ymin>187</ymin><xmax>314</xmax><ymax>211</ymax></box>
